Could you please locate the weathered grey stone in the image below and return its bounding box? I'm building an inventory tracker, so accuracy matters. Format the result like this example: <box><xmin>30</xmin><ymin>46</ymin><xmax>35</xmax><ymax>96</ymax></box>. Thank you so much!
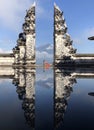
<box><xmin>54</xmin><ymin>69</ymin><xmax>75</xmax><ymax>127</ymax></box>
<box><xmin>13</xmin><ymin>2</ymin><xmax>36</xmax><ymax>66</ymax></box>
<box><xmin>54</xmin><ymin>4</ymin><xmax>76</xmax><ymax>64</ymax></box>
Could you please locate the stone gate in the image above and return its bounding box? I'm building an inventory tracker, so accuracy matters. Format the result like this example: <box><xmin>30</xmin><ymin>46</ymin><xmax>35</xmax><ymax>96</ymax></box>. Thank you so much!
<box><xmin>0</xmin><ymin>3</ymin><xmax>94</xmax><ymax>67</ymax></box>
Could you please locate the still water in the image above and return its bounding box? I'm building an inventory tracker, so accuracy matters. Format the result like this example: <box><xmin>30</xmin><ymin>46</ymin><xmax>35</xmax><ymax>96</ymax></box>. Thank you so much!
<box><xmin>0</xmin><ymin>68</ymin><xmax>94</xmax><ymax>130</ymax></box>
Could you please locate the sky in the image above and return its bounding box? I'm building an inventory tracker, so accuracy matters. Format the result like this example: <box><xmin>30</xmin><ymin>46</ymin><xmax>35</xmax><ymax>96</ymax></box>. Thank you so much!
<box><xmin>0</xmin><ymin>0</ymin><xmax>94</xmax><ymax>53</ymax></box>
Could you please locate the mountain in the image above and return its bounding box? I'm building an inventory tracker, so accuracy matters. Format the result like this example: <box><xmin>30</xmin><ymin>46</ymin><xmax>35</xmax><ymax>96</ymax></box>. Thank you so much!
<box><xmin>36</xmin><ymin>44</ymin><xmax>53</xmax><ymax>64</ymax></box>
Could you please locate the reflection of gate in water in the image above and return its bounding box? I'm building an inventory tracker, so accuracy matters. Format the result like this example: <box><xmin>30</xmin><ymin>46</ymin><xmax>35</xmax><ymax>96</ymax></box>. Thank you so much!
<box><xmin>0</xmin><ymin>66</ymin><xmax>94</xmax><ymax>128</ymax></box>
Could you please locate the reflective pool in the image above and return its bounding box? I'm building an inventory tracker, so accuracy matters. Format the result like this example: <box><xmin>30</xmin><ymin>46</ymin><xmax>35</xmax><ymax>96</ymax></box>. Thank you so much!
<box><xmin>0</xmin><ymin>68</ymin><xmax>94</xmax><ymax>130</ymax></box>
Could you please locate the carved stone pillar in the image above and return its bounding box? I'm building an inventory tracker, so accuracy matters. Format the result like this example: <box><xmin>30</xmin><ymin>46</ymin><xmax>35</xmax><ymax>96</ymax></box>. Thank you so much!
<box><xmin>17</xmin><ymin>33</ymin><xmax>26</xmax><ymax>65</ymax></box>
<box><xmin>12</xmin><ymin>68</ymin><xmax>19</xmax><ymax>86</ymax></box>
<box><xmin>54</xmin><ymin>4</ymin><xmax>76</xmax><ymax>65</ymax></box>
<box><xmin>14</xmin><ymin>68</ymin><xmax>36</xmax><ymax>128</ymax></box>
<box><xmin>22</xmin><ymin>69</ymin><xmax>36</xmax><ymax>128</ymax></box>
<box><xmin>54</xmin><ymin>69</ymin><xmax>75</xmax><ymax>128</ymax></box>
<box><xmin>18</xmin><ymin>69</ymin><xmax>25</xmax><ymax>87</ymax></box>
<box><xmin>25</xmin><ymin>34</ymin><xmax>35</xmax><ymax>64</ymax></box>
<box><xmin>25</xmin><ymin>70</ymin><xmax>35</xmax><ymax>99</ymax></box>
<box><xmin>13</xmin><ymin>46</ymin><xmax>19</xmax><ymax>65</ymax></box>
<box><xmin>23</xmin><ymin>3</ymin><xmax>36</xmax><ymax>65</ymax></box>
<box><xmin>13</xmin><ymin>2</ymin><xmax>36</xmax><ymax>66</ymax></box>
<box><xmin>17</xmin><ymin>44</ymin><xmax>25</xmax><ymax>65</ymax></box>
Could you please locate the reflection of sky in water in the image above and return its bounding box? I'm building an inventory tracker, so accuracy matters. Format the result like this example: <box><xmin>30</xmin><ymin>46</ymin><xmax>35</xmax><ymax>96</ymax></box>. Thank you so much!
<box><xmin>36</xmin><ymin>69</ymin><xmax>54</xmax><ymax>130</ymax></box>
<box><xmin>0</xmin><ymin>70</ymin><xmax>94</xmax><ymax>129</ymax></box>
<box><xmin>60</xmin><ymin>78</ymin><xmax>94</xmax><ymax>130</ymax></box>
<box><xmin>0</xmin><ymin>79</ymin><xmax>31</xmax><ymax>130</ymax></box>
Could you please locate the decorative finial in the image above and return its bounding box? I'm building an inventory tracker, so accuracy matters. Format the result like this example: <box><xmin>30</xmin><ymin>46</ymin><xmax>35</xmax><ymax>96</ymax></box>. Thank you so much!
<box><xmin>54</xmin><ymin>3</ymin><xmax>61</xmax><ymax>12</ymax></box>
<box><xmin>54</xmin><ymin>2</ymin><xmax>56</xmax><ymax>7</ymax></box>
<box><xmin>29</xmin><ymin>1</ymin><xmax>36</xmax><ymax>9</ymax></box>
<box><xmin>32</xmin><ymin>1</ymin><xmax>36</xmax><ymax>7</ymax></box>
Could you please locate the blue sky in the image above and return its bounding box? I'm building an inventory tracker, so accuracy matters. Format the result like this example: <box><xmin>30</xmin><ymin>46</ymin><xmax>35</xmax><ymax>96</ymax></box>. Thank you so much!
<box><xmin>0</xmin><ymin>0</ymin><xmax>94</xmax><ymax>53</ymax></box>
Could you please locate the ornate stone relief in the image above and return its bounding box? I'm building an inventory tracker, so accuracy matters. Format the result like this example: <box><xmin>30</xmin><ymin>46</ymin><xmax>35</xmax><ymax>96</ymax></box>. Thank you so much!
<box><xmin>54</xmin><ymin>69</ymin><xmax>76</xmax><ymax>127</ymax></box>
<box><xmin>13</xmin><ymin>3</ymin><xmax>36</xmax><ymax>65</ymax></box>
<box><xmin>54</xmin><ymin>4</ymin><xmax>76</xmax><ymax>64</ymax></box>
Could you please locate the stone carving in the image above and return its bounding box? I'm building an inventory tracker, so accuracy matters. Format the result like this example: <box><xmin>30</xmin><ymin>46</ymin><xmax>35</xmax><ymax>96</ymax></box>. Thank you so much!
<box><xmin>13</xmin><ymin>2</ymin><xmax>36</xmax><ymax>66</ymax></box>
<box><xmin>54</xmin><ymin>69</ymin><xmax>76</xmax><ymax>128</ymax></box>
<box><xmin>19</xmin><ymin>71</ymin><xmax>25</xmax><ymax>87</ymax></box>
<box><xmin>14</xmin><ymin>68</ymin><xmax>36</xmax><ymax>128</ymax></box>
<box><xmin>19</xmin><ymin>46</ymin><xmax>25</xmax><ymax>60</ymax></box>
<box><xmin>25</xmin><ymin>3</ymin><xmax>36</xmax><ymax>64</ymax></box>
<box><xmin>15</xmin><ymin>32</ymin><xmax>26</xmax><ymax>64</ymax></box>
<box><xmin>13</xmin><ymin>46</ymin><xmax>19</xmax><ymax>64</ymax></box>
<box><xmin>54</xmin><ymin>3</ymin><xmax>76</xmax><ymax>64</ymax></box>
<box><xmin>26</xmin><ymin>35</ymin><xmax>35</xmax><ymax>60</ymax></box>
<box><xmin>25</xmin><ymin>72</ymin><xmax>35</xmax><ymax>99</ymax></box>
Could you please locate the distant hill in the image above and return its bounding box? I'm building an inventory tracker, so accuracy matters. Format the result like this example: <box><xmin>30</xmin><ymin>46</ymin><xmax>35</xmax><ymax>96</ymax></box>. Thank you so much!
<box><xmin>36</xmin><ymin>44</ymin><xmax>53</xmax><ymax>64</ymax></box>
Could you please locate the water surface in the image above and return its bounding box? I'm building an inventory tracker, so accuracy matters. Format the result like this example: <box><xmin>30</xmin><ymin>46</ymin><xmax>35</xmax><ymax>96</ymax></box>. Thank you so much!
<box><xmin>0</xmin><ymin>68</ymin><xmax>94</xmax><ymax>130</ymax></box>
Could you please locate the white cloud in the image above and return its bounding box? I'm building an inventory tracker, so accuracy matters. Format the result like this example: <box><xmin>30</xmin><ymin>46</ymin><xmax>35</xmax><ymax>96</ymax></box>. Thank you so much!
<box><xmin>0</xmin><ymin>48</ymin><xmax>12</xmax><ymax>53</ymax></box>
<box><xmin>73</xmin><ymin>27</ymin><xmax>94</xmax><ymax>45</ymax></box>
<box><xmin>0</xmin><ymin>79</ymin><xmax>11</xmax><ymax>84</ymax></box>
<box><xmin>73</xmin><ymin>38</ymin><xmax>82</xmax><ymax>44</ymax></box>
<box><xmin>36</xmin><ymin>69</ymin><xmax>53</xmax><ymax>82</ymax></box>
<box><xmin>0</xmin><ymin>39</ymin><xmax>14</xmax><ymax>45</ymax></box>
<box><xmin>36</xmin><ymin>2</ymin><xmax>45</xmax><ymax>18</ymax></box>
<box><xmin>84</xmin><ymin>27</ymin><xmax>94</xmax><ymax>38</ymax></box>
<box><xmin>0</xmin><ymin>0</ymin><xmax>44</xmax><ymax>31</ymax></box>
<box><xmin>46</xmin><ymin>44</ymin><xmax>53</xmax><ymax>50</ymax></box>
<box><xmin>36</xmin><ymin>51</ymin><xmax>53</xmax><ymax>59</ymax></box>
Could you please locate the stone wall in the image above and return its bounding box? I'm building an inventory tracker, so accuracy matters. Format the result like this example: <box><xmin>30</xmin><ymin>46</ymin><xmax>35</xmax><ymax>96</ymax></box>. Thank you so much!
<box><xmin>0</xmin><ymin>54</ymin><xmax>14</xmax><ymax>66</ymax></box>
<box><xmin>0</xmin><ymin>66</ymin><xmax>14</xmax><ymax>76</ymax></box>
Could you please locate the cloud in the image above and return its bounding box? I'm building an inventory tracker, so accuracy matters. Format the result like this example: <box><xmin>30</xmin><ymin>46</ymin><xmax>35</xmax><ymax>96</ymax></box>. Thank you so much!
<box><xmin>0</xmin><ymin>48</ymin><xmax>12</xmax><ymax>53</ymax></box>
<box><xmin>46</xmin><ymin>44</ymin><xmax>53</xmax><ymax>50</ymax></box>
<box><xmin>84</xmin><ymin>27</ymin><xmax>94</xmax><ymax>38</ymax></box>
<box><xmin>36</xmin><ymin>43</ymin><xmax>53</xmax><ymax>64</ymax></box>
<box><xmin>36</xmin><ymin>51</ymin><xmax>53</xmax><ymax>64</ymax></box>
<box><xmin>0</xmin><ymin>39</ymin><xmax>15</xmax><ymax>51</ymax></box>
<box><xmin>36</xmin><ymin>73</ymin><xmax>53</xmax><ymax>82</ymax></box>
<box><xmin>36</xmin><ymin>50</ymin><xmax>53</xmax><ymax>59</ymax></box>
<box><xmin>0</xmin><ymin>0</ymin><xmax>29</xmax><ymax>31</ymax></box>
<box><xmin>73</xmin><ymin>27</ymin><xmax>94</xmax><ymax>45</ymax></box>
<box><xmin>36</xmin><ymin>1</ymin><xmax>45</xmax><ymax>18</ymax></box>
<box><xmin>0</xmin><ymin>0</ymin><xmax>44</xmax><ymax>31</ymax></box>
<box><xmin>73</xmin><ymin>38</ymin><xmax>82</xmax><ymax>44</ymax></box>
<box><xmin>0</xmin><ymin>79</ymin><xmax>11</xmax><ymax>84</ymax></box>
<box><xmin>0</xmin><ymin>39</ymin><xmax>14</xmax><ymax>45</ymax></box>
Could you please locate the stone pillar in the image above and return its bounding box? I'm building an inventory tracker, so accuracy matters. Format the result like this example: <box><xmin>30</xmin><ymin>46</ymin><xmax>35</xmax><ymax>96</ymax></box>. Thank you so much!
<box><xmin>13</xmin><ymin>68</ymin><xmax>26</xmax><ymax>100</ymax></box>
<box><xmin>14</xmin><ymin>68</ymin><xmax>36</xmax><ymax>128</ymax></box>
<box><xmin>54</xmin><ymin>4</ymin><xmax>76</xmax><ymax>65</ymax></box>
<box><xmin>13</xmin><ymin>46</ymin><xmax>19</xmax><ymax>65</ymax></box>
<box><xmin>54</xmin><ymin>69</ymin><xmax>76</xmax><ymax>128</ymax></box>
<box><xmin>13</xmin><ymin>2</ymin><xmax>36</xmax><ymax>66</ymax></box>
<box><xmin>18</xmin><ymin>69</ymin><xmax>26</xmax><ymax>87</ymax></box>
<box><xmin>23</xmin><ymin>3</ymin><xmax>36</xmax><ymax>65</ymax></box>
<box><xmin>17</xmin><ymin>33</ymin><xmax>26</xmax><ymax>65</ymax></box>
<box><xmin>22</xmin><ymin>68</ymin><xmax>36</xmax><ymax>128</ymax></box>
<box><xmin>25</xmin><ymin>69</ymin><xmax>35</xmax><ymax>99</ymax></box>
<box><xmin>12</xmin><ymin>68</ymin><xmax>19</xmax><ymax>86</ymax></box>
